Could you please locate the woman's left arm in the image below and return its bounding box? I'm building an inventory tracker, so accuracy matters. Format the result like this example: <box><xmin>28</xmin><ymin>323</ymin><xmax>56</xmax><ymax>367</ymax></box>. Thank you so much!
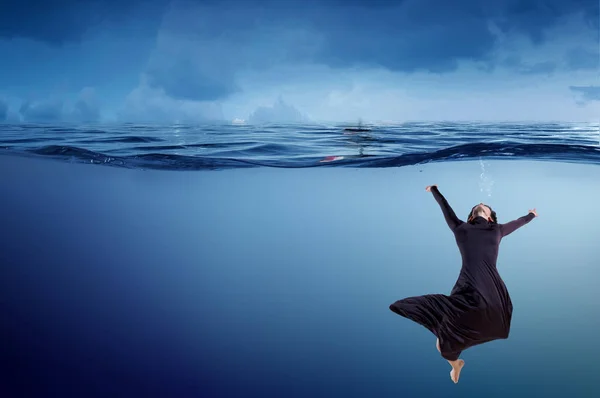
<box><xmin>500</xmin><ymin>211</ymin><xmax>536</xmax><ymax>237</ymax></box>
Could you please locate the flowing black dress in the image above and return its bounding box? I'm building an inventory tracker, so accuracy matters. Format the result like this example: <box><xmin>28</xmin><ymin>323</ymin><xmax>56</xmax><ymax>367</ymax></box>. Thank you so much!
<box><xmin>389</xmin><ymin>186</ymin><xmax>535</xmax><ymax>361</ymax></box>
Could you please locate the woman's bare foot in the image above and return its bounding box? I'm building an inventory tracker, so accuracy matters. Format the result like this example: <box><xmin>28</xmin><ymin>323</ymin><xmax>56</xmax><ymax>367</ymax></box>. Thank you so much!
<box><xmin>449</xmin><ymin>359</ymin><xmax>465</xmax><ymax>384</ymax></box>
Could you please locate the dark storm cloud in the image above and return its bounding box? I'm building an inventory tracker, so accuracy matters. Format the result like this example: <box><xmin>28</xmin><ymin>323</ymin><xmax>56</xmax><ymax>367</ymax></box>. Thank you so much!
<box><xmin>570</xmin><ymin>86</ymin><xmax>600</xmax><ymax>102</ymax></box>
<box><xmin>145</xmin><ymin>57</ymin><xmax>238</xmax><ymax>101</ymax></box>
<box><xmin>141</xmin><ymin>0</ymin><xmax>597</xmax><ymax>101</ymax></box>
<box><xmin>5</xmin><ymin>0</ymin><xmax>594</xmax><ymax>106</ymax></box>
<box><xmin>159</xmin><ymin>1</ymin><xmax>495</xmax><ymax>74</ymax></box>
<box><xmin>309</xmin><ymin>1</ymin><xmax>493</xmax><ymax>73</ymax></box>
<box><xmin>492</xmin><ymin>0</ymin><xmax>599</xmax><ymax>43</ymax></box>
<box><xmin>0</xmin><ymin>0</ymin><xmax>168</xmax><ymax>44</ymax></box>
<box><xmin>163</xmin><ymin>0</ymin><xmax>598</xmax><ymax>71</ymax></box>
<box><xmin>3</xmin><ymin>0</ymin><xmax>596</xmax><ymax>56</ymax></box>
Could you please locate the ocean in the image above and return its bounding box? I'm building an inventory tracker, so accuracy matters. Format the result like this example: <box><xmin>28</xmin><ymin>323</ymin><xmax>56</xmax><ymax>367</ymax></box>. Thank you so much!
<box><xmin>1</xmin><ymin>122</ymin><xmax>599</xmax><ymax>397</ymax></box>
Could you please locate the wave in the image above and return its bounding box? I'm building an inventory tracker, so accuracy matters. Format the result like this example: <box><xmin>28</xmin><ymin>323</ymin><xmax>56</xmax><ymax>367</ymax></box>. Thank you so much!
<box><xmin>1</xmin><ymin>141</ymin><xmax>598</xmax><ymax>170</ymax></box>
<box><xmin>1</xmin><ymin>122</ymin><xmax>598</xmax><ymax>170</ymax></box>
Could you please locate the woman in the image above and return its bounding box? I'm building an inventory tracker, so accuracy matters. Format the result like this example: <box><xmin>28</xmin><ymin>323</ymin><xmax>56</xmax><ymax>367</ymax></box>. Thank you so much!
<box><xmin>389</xmin><ymin>184</ymin><xmax>537</xmax><ymax>384</ymax></box>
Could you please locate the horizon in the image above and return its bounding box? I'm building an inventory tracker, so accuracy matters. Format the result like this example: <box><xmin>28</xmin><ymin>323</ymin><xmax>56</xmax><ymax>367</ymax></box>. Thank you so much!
<box><xmin>0</xmin><ymin>118</ymin><xmax>597</xmax><ymax>126</ymax></box>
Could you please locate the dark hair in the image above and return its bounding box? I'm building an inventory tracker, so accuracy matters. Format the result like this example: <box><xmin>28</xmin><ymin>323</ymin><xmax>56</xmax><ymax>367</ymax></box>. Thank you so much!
<box><xmin>467</xmin><ymin>204</ymin><xmax>497</xmax><ymax>224</ymax></box>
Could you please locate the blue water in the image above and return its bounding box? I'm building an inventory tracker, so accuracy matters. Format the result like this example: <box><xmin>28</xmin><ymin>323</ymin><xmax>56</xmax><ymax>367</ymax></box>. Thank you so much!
<box><xmin>1</xmin><ymin>122</ymin><xmax>599</xmax><ymax>397</ymax></box>
<box><xmin>1</xmin><ymin>122</ymin><xmax>599</xmax><ymax>169</ymax></box>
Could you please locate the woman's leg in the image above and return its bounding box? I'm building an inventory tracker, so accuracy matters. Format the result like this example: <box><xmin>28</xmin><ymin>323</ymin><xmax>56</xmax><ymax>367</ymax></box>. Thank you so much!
<box><xmin>437</xmin><ymin>338</ymin><xmax>465</xmax><ymax>384</ymax></box>
<box><xmin>448</xmin><ymin>359</ymin><xmax>465</xmax><ymax>384</ymax></box>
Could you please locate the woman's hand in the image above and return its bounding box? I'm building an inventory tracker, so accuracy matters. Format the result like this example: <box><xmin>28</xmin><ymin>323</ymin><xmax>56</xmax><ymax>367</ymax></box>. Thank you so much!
<box><xmin>425</xmin><ymin>185</ymin><xmax>437</xmax><ymax>192</ymax></box>
<box><xmin>528</xmin><ymin>208</ymin><xmax>538</xmax><ymax>217</ymax></box>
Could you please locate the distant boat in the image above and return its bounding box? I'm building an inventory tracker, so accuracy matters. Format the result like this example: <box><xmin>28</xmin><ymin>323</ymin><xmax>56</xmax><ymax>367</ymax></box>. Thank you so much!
<box><xmin>232</xmin><ymin>118</ymin><xmax>246</xmax><ymax>125</ymax></box>
<box><xmin>343</xmin><ymin>119</ymin><xmax>371</xmax><ymax>132</ymax></box>
<box><xmin>343</xmin><ymin>127</ymin><xmax>371</xmax><ymax>132</ymax></box>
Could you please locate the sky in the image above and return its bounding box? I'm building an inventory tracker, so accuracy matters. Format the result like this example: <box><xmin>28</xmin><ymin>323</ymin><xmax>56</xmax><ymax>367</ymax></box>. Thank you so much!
<box><xmin>0</xmin><ymin>0</ymin><xmax>598</xmax><ymax>124</ymax></box>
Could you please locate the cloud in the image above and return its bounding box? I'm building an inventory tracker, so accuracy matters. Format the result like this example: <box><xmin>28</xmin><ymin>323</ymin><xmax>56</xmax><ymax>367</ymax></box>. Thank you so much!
<box><xmin>499</xmin><ymin>56</ymin><xmax>557</xmax><ymax>74</ymax></box>
<box><xmin>171</xmin><ymin>1</ymin><xmax>597</xmax><ymax>70</ymax></box>
<box><xmin>0</xmin><ymin>0</ymin><xmax>168</xmax><ymax>44</ymax></box>
<box><xmin>2</xmin><ymin>0</ymin><xmax>597</xmax><ymax>62</ymax></box>
<box><xmin>144</xmin><ymin>37</ymin><xmax>239</xmax><ymax>101</ymax></box>
<box><xmin>19</xmin><ymin>99</ymin><xmax>64</xmax><ymax>122</ymax></box>
<box><xmin>0</xmin><ymin>99</ymin><xmax>26</xmax><ymax>122</ymax></box>
<box><xmin>565</xmin><ymin>47</ymin><xmax>599</xmax><ymax>71</ymax></box>
<box><xmin>247</xmin><ymin>97</ymin><xmax>309</xmax><ymax>124</ymax></box>
<box><xmin>118</xmin><ymin>81</ymin><xmax>225</xmax><ymax>123</ymax></box>
<box><xmin>140</xmin><ymin>0</ymin><xmax>597</xmax><ymax>105</ymax></box>
<box><xmin>491</xmin><ymin>0</ymin><xmax>599</xmax><ymax>43</ymax></box>
<box><xmin>159</xmin><ymin>1</ymin><xmax>494</xmax><ymax>74</ymax></box>
<box><xmin>1</xmin><ymin>0</ymin><xmax>598</xmax><ymax>123</ymax></box>
<box><xmin>570</xmin><ymin>86</ymin><xmax>600</xmax><ymax>103</ymax></box>
<box><xmin>0</xmin><ymin>99</ymin><xmax>7</xmax><ymax>121</ymax></box>
<box><xmin>71</xmin><ymin>87</ymin><xmax>101</xmax><ymax>122</ymax></box>
<box><xmin>8</xmin><ymin>89</ymin><xmax>101</xmax><ymax>123</ymax></box>
<box><xmin>519</xmin><ymin>61</ymin><xmax>557</xmax><ymax>75</ymax></box>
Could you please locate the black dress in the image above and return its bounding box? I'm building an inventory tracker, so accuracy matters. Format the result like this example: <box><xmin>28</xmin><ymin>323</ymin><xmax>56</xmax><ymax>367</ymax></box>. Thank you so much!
<box><xmin>389</xmin><ymin>186</ymin><xmax>535</xmax><ymax>361</ymax></box>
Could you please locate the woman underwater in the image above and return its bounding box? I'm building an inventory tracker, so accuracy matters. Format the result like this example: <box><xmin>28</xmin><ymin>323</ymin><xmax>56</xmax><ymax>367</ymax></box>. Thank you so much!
<box><xmin>389</xmin><ymin>184</ymin><xmax>537</xmax><ymax>384</ymax></box>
